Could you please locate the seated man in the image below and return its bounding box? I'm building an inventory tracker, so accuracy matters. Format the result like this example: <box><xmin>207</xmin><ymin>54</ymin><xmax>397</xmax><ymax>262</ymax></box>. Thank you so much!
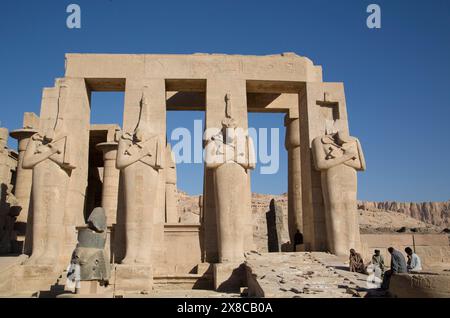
<box><xmin>349</xmin><ymin>249</ymin><xmax>367</xmax><ymax>274</ymax></box>
<box><xmin>381</xmin><ymin>247</ymin><xmax>408</xmax><ymax>290</ymax></box>
<box><xmin>405</xmin><ymin>247</ymin><xmax>423</xmax><ymax>272</ymax></box>
<box><xmin>371</xmin><ymin>249</ymin><xmax>385</xmax><ymax>275</ymax></box>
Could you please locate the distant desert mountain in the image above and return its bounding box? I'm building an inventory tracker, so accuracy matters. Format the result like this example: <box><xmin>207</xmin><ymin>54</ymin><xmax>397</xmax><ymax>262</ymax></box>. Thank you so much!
<box><xmin>176</xmin><ymin>191</ymin><xmax>448</xmax><ymax>251</ymax></box>
<box><xmin>358</xmin><ymin>201</ymin><xmax>450</xmax><ymax>228</ymax></box>
<box><xmin>176</xmin><ymin>190</ymin><xmax>450</xmax><ymax>229</ymax></box>
<box><xmin>178</xmin><ymin>191</ymin><xmax>450</xmax><ymax>251</ymax></box>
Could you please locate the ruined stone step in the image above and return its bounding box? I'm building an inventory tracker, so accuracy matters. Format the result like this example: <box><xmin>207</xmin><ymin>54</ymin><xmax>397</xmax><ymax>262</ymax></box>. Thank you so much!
<box><xmin>153</xmin><ymin>274</ymin><xmax>213</xmax><ymax>290</ymax></box>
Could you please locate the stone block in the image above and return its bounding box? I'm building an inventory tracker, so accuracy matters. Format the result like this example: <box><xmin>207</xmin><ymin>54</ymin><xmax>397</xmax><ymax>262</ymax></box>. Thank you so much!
<box><xmin>13</xmin><ymin>265</ymin><xmax>60</xmax><ymax>294</ymax></box>
<box><xmin>413</xmin><ymin>234</ymin><xmax>448</xmax><ymax>247</ymax></box>
<box><xmin>390</xmin><ymin>272</ymin><xmax>450</xmax><ymax>298</ymax></box>
<box><xmin>213</xmin><ymin>263</ymin><xmax>246</xmax><ymax>293</ymax></box>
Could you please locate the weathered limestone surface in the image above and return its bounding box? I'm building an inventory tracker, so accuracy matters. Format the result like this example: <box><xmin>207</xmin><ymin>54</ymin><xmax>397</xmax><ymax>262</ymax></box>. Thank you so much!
<box><xmin>389</xmin><ymin>271</ymin><xmax>450</xmax><ymax>298</ymax></box>
<box><xmin>2</xmin><ymin>53</ymin><xmax>372</xmax><ymax>296</ymax></box>
<box><xmin>96</xmin><ymin>137</ymin><xmax>119</xmax><ymax>226</ymax></box>
<box><xmin>312</xmin><ymin>120</ymin><xmax>366</xmax><ymax>256</ymax></box>
<box><xmin>204</xmin><ymin>91</ymin><xmax>256</xmax><ymax>263</ymax></box>
<box><xmin>266</xmin><ymin>199</ymin><xmax>285</xmax><ymax>252</ymax></box>
<box><xmin>161</xmin><ymin>224</ymin><xmax>202</xmax><ymax>275</ymax></box>
<box><xmin>9</xmin><ymin>114</ymin><xmax>40</xmax><ymax>218</ymax></box>
<box><xmin>116</xmin><ymin>95</ymin><xmax>164</xmax><ymax>265</ymax></box>
<box><xmin>284</xmin><ymin>115</ymin><xmax>303</xmax><ymax>245</ymax></box>
<box><xmin>114</xmin><ymin>264</ymin><xmax>153</xmax><ymax>294</ymax></box>
<box><xmin>245</xmin><ymin>252</ymin><xmax>373</xmax><ymax>298</ymax></box>
<box><xmin>21</xmin><ymin>78</ymin><xmax>91</xmax><ymax>269</ymax></box>
<box><xmin>0</xmin><ymin>127</ymin><xmax>19</xmax><ymax>254</ymax></box>
<box><xmin>165</xmin><ymin>144</ymin><xmax>178</xmax><ymax>223</ymax></box>
<box><xmin>22</xmin><ymin>117</ymin><xmax>76</xmax><ymax>266</ymax></box>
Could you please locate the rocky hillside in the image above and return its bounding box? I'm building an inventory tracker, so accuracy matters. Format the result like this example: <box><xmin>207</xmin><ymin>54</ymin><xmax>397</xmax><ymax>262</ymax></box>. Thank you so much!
<box><xmin>176</xmin><ymin>191</ymin><xmax>448</xmax><ymax>251</ymax></box>
<box><xmin>358</xmin><ymin>201</ymin><xmax>450</xmax><ymax>228</ymax></box>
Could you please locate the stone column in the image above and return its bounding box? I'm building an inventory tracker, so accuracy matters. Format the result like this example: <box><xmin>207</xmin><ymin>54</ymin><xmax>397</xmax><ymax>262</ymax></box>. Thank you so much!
<box><xmin>165</xmin><ymin>144</ymin><xmax>178</xmax><ymax>223</ymax></box>
<box><xmin>0</xmin><ymin>128</ymin><xmax>14</xmax><ymax>254</ymax></box>
<box><xmin>300</xmin><ymin>82</ymin><xmax>352</xmax><ymax>252</ymax></box>
<box><xmin>284</xmin><ymin>115</ymin><xmax>303</xmax><ymax>248</ymax></box>
<box><xmin>9</xmin><ymin>129</ymin><xmax>37</xmax><ymax>225</ymax></box>
<box><xmin>114</xmin><ymin>78</ymin><xmax>166</xmax><ymax>293</ymax></box>
<box><xmin>0</xmin><ymin>128</ymin><xmax>12</xmax><ymax>185</ymax></box>
<box><xmin>96</xmin><ymin>142</ymin><xmax>119</xmax><ymax>226</ymax></box>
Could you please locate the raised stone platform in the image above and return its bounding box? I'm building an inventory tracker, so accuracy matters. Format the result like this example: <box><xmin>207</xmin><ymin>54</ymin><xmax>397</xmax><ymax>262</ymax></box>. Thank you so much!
<box><xmin>389</xmin><ymin>271</ymin><xmax>450</xmax><ymax>298</ymax></box>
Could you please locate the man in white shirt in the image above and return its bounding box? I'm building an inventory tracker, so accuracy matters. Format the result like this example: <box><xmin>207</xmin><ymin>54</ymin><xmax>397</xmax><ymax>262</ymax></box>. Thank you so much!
<box><xmin>405</xmin><ymin>247</ymin><xmax>422</xmax><ymax>272</ymax></box>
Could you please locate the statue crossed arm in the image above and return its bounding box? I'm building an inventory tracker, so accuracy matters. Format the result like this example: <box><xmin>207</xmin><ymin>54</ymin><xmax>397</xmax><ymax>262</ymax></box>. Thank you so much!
<box><xmin>312</xmin><ymin>134</ymin><xmax>366</xmax><ymax>172</ymax></box>
<box><xmin>116</xmin><ymin>129</ymin><xmax>163</xmax><ymax>170</ymax></box>
<box><xmin>116</xmin><ymin>133</ymin><xmax>151</xmax><ymax>169</ymax></box>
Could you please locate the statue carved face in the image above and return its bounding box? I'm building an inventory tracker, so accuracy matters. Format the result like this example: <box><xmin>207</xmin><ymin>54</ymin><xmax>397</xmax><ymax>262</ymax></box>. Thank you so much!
<box><xmin>336</xmin><ymin>130</ymin><xmax>352</xmax><ymax>144</ymax></box>
<box><xmin>134</xmin><ymin>127</ymin><xmax>151</xmax><ymax>143</ymax></box>
<box><xmin>0</xmin><ymin>138</ymin><xmax>6</xmax><ymax>149</ymax></box>
<box><xmin>43</xmin><ymin>129</ymin><xmax>55</xmax><ymax>143</ymax></box>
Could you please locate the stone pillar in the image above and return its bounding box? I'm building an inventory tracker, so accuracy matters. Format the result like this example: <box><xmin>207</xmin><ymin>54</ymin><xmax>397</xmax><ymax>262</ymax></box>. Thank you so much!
<box><xmin>0</xmin><ymin>128</ymin><xmax>12</xmax><ymax>186</ymax></box>
<box><xmin>284</xmin><ymin>115</ymin><xmax>303</xmax><ymax>248</ymax></box>
<box><xmin>165</xmin><ymin>144</ymin><xmax>178</xmax><ymax>223</ymax></box>
<box><xmin>266</xmin><ymin>199</ymin><xmax>284</xmax><ymax>252</ymax></box>
<box><xmin>114</xmin><ymin>78</ymin><xmax>166</xmax><ymax>292</ymax></box>
<box><xmin>9</xmin><ymin>128</ymin><xmax>37</xmax><ymax>254</ymax></box>
<box><xmin>204</xmin><ymin>78</ymin><xmax>255</xmax><ymax>292</ymax></box>
<box><xmin>96</xmin><ymin>142</ymin><xmax>119</xmax><ymax>226</ymax></box>
<box><xmin>9</xmin><ymin>129</ymin><xmax>37</xmax><ymax>223</ymax></box>
<box><xmin>300</xmin><ymin>82</ymin><xmax>353</xmax><ymax>253</ymax></box>
<box><xmin>0</xmin><ymin>127</ymin><xmax>16</xmax><ymax>255</ymax></box>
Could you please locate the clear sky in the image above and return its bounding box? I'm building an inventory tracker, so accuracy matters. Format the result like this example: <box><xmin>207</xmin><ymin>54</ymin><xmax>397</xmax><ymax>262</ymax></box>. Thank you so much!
<box><xmin>1</xmin><ymin>0</ymin><xmax>449</xmax><ymax>202</ymax></box>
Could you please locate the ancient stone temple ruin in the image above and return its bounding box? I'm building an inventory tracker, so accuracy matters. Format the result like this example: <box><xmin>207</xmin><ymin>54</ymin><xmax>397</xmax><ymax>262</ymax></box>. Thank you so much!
<box><xmin>0</xmin><ymin>53</ymin><xmax>366</xmax><ymax>295</ymax></box>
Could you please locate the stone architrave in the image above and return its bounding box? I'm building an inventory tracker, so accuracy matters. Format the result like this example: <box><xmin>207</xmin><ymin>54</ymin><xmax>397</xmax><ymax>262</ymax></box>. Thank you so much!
<box><xmin>204</xmin><ymin>94</ymin><xmax>256</xmax><ymax>263</ymax></box>
<box><xmin>116</xmin><ymin>93</ymin><xmax>164</xmax><ymax>265</ymax></box>
<box><xmin>312</xmin><ymin>120</ymin><xmax>366</xmax><ymax>256</ymax></box>
<box><xmin>22</xmin><ymin>127</ymin><xmax>76</xmax><ymax>265</ymax></box>
<box><xmin>165</xmin><ymin>144</ymin><xmax>178</xmax><ymax>223</ymax></box>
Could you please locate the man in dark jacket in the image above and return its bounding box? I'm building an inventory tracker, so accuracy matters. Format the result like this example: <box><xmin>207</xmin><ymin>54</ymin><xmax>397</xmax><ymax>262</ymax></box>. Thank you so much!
<box><xmin>381</xmin><ymin>247</ymin><xmax>408</xmax><ymax>290</ymax></box>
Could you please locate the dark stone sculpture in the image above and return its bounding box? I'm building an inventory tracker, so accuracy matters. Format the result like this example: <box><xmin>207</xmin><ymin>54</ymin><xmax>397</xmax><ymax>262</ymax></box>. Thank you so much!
<box><xmin>71</xmin><ymin>207</ymin><xmax>110</xmax><ymax>283</ymax></box>
<box><xmin>266</xmin><ymin>199</ymin><xmax>284</xmax><ymax>252</ymax></box>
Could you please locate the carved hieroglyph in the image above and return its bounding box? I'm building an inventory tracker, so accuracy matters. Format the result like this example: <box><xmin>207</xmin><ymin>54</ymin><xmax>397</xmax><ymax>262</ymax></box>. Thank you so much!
<box><xmin>116</xmin><ymin>93</ymin><xmax>164</xmax><ymax>265</ymax></box>
<box><xmin>312</xmin><ymin>120</ymin><xmax>366</xmax><ymax>256</ymax></box>
<box><xmin>205</xmin><ymin>94</ymin><xmax>256</xmax><ymax>263</ymax></box>
<box><xmin>22</xmin><ymin>127</ymin><xmax>75</xmax><ymax>265</ymax></box>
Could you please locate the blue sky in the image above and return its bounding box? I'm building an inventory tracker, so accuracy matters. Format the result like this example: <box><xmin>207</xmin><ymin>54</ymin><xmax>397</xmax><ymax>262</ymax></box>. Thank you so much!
<box><xmin>1</xmin><ymin>0</ymin><xmax>449</xmax><ymax>201</ymax></box>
